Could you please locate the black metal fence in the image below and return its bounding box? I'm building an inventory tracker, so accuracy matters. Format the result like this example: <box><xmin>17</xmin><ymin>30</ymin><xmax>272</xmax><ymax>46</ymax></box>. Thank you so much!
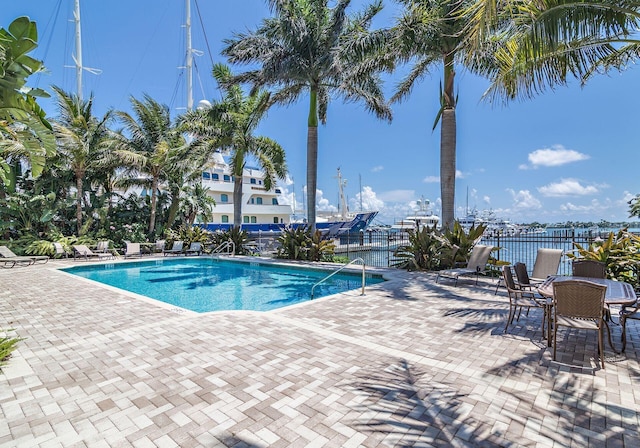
<box><xmin>245</xmin><ymin>228</ymin><xmax>607</xmax><ymax>272</ymax></box>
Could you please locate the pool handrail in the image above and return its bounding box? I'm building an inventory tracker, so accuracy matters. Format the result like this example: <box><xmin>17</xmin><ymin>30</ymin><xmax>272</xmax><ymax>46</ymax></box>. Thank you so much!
<box><xmin>311</xmin><ymin>258</ymin><xmax>366</xmax><ymax>299</ymax></box>
<box><xmin>210</xmin><ymin>239</ymin><xmax>235</xmax><ymax>256</ymax></box>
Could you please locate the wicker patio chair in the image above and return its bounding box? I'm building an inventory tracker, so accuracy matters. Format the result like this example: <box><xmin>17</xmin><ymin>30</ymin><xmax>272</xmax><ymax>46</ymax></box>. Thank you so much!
<box><xmin>552</xmin><ymin>280</ymin><xmax>607</xmax><ymax>369</ymax></box>
<box><xmin>619</xmin><ymin>299</ymin><xmax>640</xmax><ymax>352</ymax></box>
<box><xmin>502</xmin><ymin>266</ymin><xmax>547</xmax><ymax>337</ymax></box>
<box><xmin>572</xmin><ymin>260</ymin><xmax>606</xmax><ymax>279</ymax></box>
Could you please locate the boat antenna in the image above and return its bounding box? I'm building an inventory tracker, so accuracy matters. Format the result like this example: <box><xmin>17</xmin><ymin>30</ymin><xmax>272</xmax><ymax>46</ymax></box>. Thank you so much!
<box><xmin>68</xmin><ymin>0</ymin><xmax>101</xmax><ymax>100</ymax></box>
<box><xmin>359</xmin><ymin>174</ymin><xmax>363</xmax><ymax>211</ymax></box>
<box><xmin>186</xmin><ymin>0</ymin><xmax>193</xmax><ymax>111</ymax></box>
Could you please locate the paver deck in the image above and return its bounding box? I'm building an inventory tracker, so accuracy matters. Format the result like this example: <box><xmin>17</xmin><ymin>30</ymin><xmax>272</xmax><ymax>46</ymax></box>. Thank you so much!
<box><xmin>1</xmin><ymin>257</ymin><xmax>639</xmax><ymax>447</ymax></box>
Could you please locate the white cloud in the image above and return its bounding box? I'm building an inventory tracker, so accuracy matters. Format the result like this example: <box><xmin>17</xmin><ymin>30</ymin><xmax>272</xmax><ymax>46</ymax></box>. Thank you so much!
<box><xmin>423</xmin><ymin>175</ymin><xmax>439</xmax><ymax>183</ymax></box>
<box><xmin>518</xmin><ymin>164</ymin><xmax>529</xmax><ymax>170</ymax></box>
<box><xmin>538</xmin><ymin>179</ymin><xmax>599</xmax><ymax>197</ymax></box>
<box><xmin>349</xmin><ymin>186</ymin><xmax>384</xmax><ymax>212</ymax></box>
<box><xmin>456</xmin><ymin>170</ymin><xmax>465</xmax><ymax>179</ymax></box>
<box><xmin>371</xmin><ymin>165</ymin><xmax>384</xmax><ymax>173</ymax></box>
<box><xmin>483</xmin><ymin>195</ymin><xmax>491</xmax><ymax>205</ymax></box>
<box><xmin>527</xmin><ymin>144</ymin><xmax>589</xmax><ymax>168</ymax></box>
<box><xmin>315</xmin><ymin>188</ymin><xmax>338</xmax><ymax>212</ymax></box>
<box><xmin>507</xmin><ymin>189</ymin><xmax>542</xmax><ymax>209</ymax></box>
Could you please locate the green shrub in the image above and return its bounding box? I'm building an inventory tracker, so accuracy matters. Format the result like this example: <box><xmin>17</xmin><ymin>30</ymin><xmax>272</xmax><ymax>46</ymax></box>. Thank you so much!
<box><xmin>209</xmin><ymin>227</ymin><xmax>249</xmax><ymax>255</ymax></box>
<box><xmin>276</xmin><ymin>226</ymin><xmax>335</xmax><ymax>261</ymax></box>
<box><xmin>0</xmin><ymin>329</ymin><xmax>23</xmax><ymax>373</ymax></box>
<box><xmin>393</xmin><ymin>226</ymin><xmax>451</xmax><ymax>271</ymax></box>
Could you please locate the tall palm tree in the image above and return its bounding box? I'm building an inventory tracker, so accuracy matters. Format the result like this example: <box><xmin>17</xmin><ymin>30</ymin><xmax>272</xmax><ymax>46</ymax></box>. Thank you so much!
<box><xmin>52</xmin><ymin>86</ymin><xmax>113</xmax><ymax>235</ymax></box>
<box><xmin>464</xmin><ymin>0</ymin><xmax>640</xmax><ymax>102</ymax></box>
<box><xmin>111</xmin><ymin>95</ymin><xmax>186</xmax><ymax>235</ymax></box>
<box><xmin>390</xmin><ymin>0</ymin><xmax>487</xmax><ymax>230</ymax></box>
<box><xmin>222</xmin><ymin>0</ymin><xmax>392</xmax><ymax>231</ymax></box>
<box><xmin>180</xmin><ymin>63</ymin><xmax>288</xmax><ymax>229</ymax></box>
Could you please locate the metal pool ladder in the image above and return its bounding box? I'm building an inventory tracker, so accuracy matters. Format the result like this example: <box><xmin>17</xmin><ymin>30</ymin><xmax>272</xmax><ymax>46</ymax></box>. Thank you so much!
<box><xmin>311</xmin><ymin>258</ymin><xmax>366</xmax><ymax>299</ymax></box>
<box><xmin>210</xmin><ymin>239</ymin><xmax>235</xmax><ymax>256</ymax></box>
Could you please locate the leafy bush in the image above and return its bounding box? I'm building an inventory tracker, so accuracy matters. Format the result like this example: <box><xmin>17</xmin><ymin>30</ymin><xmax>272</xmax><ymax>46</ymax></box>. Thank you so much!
<box><xmin>276</xmin><ymin>226</ymin><xmax>335</xmax><ymax>261</ymax></box>
<box><xmin>0</xmin><ymin>329</ymin><xmax>23</xmax><ymax>373</ymax></box>
<box><xmin>567</xmin><ymin>229</ymin><xmax>640</xmax><ymax>288</ymax></box>
<box><xmin>442</xmin><ymin>221</ymin><xmax>487</xmax><ymax>265</ymax></box>
<box><xmin>393</xmin><ymin>226</ymin><xmax>451</xmax><ymax>271</ymax></box>
<box><xmin>209</xmin><ymin>227</ymin><xmax>249</xmax><ymax>255</ymax></box>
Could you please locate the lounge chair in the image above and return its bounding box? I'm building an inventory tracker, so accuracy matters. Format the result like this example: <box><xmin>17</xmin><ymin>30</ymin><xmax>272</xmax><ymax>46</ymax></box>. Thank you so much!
<box><xmin>436</xmin><ymin>244</ymin><xmax>493</xmax><ymax>286</ymax></box>
<box><xmin>124</xmin><ymin>242</ymin><xmax>142</xmax><ymax>258</ymax></box>
<box><xmin>72</xmin><ymin>244</ymin><xmax>116</xmax><ymax>261</ymax></box>
<box><xmin>185</xmin><ymin>242</ymin><xmax>203</xmax><ymax>256</ymax></box>
<box><xmin>163</xmin><ymin>241</ymin><xmax>184</xmax><ymax>256</ymax></box>
<box><xmin>530</xmin><ymin>248</ymin><xmax>563</xmax><ymax>284</ymax></box>
<box><xmin>154</xmin><ymin>240</ymin><xmax>166</xmax><ymax>254</ymax></box>
<box><xmin>53</xmin><ymin>242</ymin><xmax>70</xmax><ymax>258</ymax></box>
<box><xmin>0</xmin><ymin>259</ymin><xmax>16</xmax><ymax>268</ymax></box>
<box><xmin>0</xmin><ymin>245</ymin><xmax>49</xmax><ymax>265</ymax></box>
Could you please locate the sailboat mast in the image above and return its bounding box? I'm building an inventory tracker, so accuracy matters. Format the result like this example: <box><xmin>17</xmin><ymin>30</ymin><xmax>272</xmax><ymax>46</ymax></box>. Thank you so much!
<box><xmin>73</xmin><ymin>0</ymin><xmax>83</xmax><ymax>100</ymax></box>
<box><xmin>185</xmin><ymin>0</ymin><xmax>193</xmax><ymax>111</ymax></box>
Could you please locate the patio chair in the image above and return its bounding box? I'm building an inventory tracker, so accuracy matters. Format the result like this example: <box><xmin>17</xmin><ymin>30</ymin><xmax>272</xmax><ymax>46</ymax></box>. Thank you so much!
<box><xmin>163</xmin><ymin>241</ymin><xmax>184</xmax><ymax>256</ymax></box>
<box><xmin>436</xmin><ymin>244</ymin><xmax>493</xmax><ymax>286</ymax></box>
<box><xmin>502</xmin><ymin>266</ymin><xmax>547</xmax><ymax>337</ymax></box>
<box><xmin>72</xmin><ymin>244</ymin><xmax>116</xmax><ymax>261</ymax></box>
<box><xmin>0</xmin><ymin>259</ymin><xmax>16</xmax><ymax>268</ymax></box>
<box><xmin>124</xmin><ymin>242</ymin><xmax>142</xmax><ymax>258</ymax></box>
<box><xmin>185</xmin><ymin>242</ymin><xmax>202</xmax><ymax>256</ymax></box>
<box><xmin>620</xmin><ymin>299</ymin><xmax>640</xmax><ymax>352</ymax></box>
<box><xmin>513</xmin><ymin>262</ymin><xmax>535</xmax><ymax>289</ymax></box>
<box><xmin>530</xmin><ymin>248</ymin><xmax>563</xmax><ymax>284</ymax></box>
<box><xmin>154</xmin><ymin>240</ymin><xmax>166</xmax><ymax>254</ymax></box>
<box><xmin>552</xmin><ymin>279</ymin><xmax>607</xmax><ymax>369</ymax></box>
<box><xmin>572</xmin><ymin>260</ymin><xmax>606</xmax><ymax>279</ymax></box>
<box><xmin>95</xmin><ymin>241</ymin><xmax>110</xmax><ymax>253</ymax></box>
<box><xmin>53</xmin><ymin>242</ymin><xmax>70</xmax><ymax>258</ymax></box>
<box><xmin>0</xmin><ymin>245</ymin><xmax>48</xmax><ymax>265</ymax></box>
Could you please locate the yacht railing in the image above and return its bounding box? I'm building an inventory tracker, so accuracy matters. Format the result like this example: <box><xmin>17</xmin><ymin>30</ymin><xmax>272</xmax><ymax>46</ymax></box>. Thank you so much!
<box><xmin>210</xmin><ymin>239</ymin><xmax>235</xmax><ymax>256</ymax></box>
<box><xmin>311</xmin><ymin>257</ymin><xmax>366</xmax><ymax>299</ymax></box>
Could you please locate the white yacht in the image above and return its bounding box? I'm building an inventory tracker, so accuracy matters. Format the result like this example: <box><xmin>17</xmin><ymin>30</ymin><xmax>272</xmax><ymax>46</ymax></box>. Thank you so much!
<box><xmin>391</xmin><ymin>197</ymin><xmax>440</xmax><ymax>232</ymax></box>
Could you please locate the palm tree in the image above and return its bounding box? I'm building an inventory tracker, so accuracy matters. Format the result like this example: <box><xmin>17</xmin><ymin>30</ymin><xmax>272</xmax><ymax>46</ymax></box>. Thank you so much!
<box><xmin>180</xmin><ymin>183</ymin><xmax>216</xmax><ymax>225</ymax></box>
<box><xmin>0</xmin><ymin>17</ymin><xmax>55</xmax><ymax>187</ymax></box>
<box><xmin>390</xmin><ymin>0</ymin><xmax>488</xmax><ymax>230</ymax></box>
<box><xmin>180</xmin><ymin>63</ymin><xmax>288</xmax><ymax>229</ymax></box>
<box><xmin>111</xmin><ymin>95</ymin><xmax>186</xmax><ymax>235</ymax></box>
<box><xmin>464</xmin><ymin>0</ymin><xmax>639</xmax><ymax>101</ymax></box>
<box><xmin>52</xmin><ymin>86</ymin><xmax>113</xmax><ymax>235</ymax></box>
<box><xmin>222</xmin><ymin>0</ymin><xmax>392</xmax><ymax>231</ymax></box>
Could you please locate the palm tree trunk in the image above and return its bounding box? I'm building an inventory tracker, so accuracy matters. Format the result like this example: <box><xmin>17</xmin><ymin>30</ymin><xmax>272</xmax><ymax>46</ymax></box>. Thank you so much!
<box><xmin>149</xmin><ymin>177</ymin><xmax>158</xmax><ymax>234</ymax></box>
<box><xmin>307</xmin><ymin>87</ymin><xmax>319</xmax><ymax>232</ymax></box>
<box><xmin>76</xmin><ymin>176</ymin><xmax>84</xmax><ymax>235</ymax></box>
<box><xmin>440</xmin><ymin>54</ymin><xmax>457</xmax><ymax>231</ymax></box>
<box><xmin>440</xmin><ymin>108</ymin><xmax>456</xmax><ymax>230</ymax></box>
<box><xmin>166</xmin><ymin>187</ymin><xmax>181</xmax><ymax>228</ymax></box>
<box><xmin>233</xmin><ymin>175</ymin><xmax>243</xmax><ymax>229</ymax></box>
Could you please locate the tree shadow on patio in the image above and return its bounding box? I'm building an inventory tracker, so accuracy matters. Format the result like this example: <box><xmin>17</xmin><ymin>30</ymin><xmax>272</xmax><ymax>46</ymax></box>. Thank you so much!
<box><xmin>346</xmin><ymin>358</ymin><xmax>513</xmax><ymax>447</ymax></box>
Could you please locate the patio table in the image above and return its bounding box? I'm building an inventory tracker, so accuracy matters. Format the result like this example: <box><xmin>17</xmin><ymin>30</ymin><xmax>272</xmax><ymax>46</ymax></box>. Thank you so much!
<box><xmin>537</xmin><ymin>276</ymin><xmax>637</xmax><ymax>352</ymax></box>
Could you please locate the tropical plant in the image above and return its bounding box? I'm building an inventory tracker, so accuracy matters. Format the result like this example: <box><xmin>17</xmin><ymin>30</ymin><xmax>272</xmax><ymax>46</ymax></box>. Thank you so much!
<box><xmin>51</xmin><ymin>86</ymin><xmax>114</xmax><ymax>235</ymax></box>
<box><xmin>566</xmin><ymin>229</ymin><xmax>640</xmax><ymax>288</ymax></box>
<box><xmin>0</xmin><ymin>190</ymin><xmax>57</xmax><ymax>237</ymax></box>
<box><xmin>111</xmin><ymin>95</ymin><xmax>187</xmax><ymax>235</ymax></box>
<box><xmin>442</xmin><ymin>220</ymin><xmax>487</xmax><ymax>264</ymax></box>
<box><xmin>209</xmin><ymin>227</ymin><xmax>250</xmax><ymax>255</ymax></box>
<box><xmin>0</xmin><ymin>17</ymin><xmax>55</xmax><ymax>186</ymax></box>
<box><xmin>276</xmin><ymin>225</ymin><xmax>335</xmax><ymax>261</ymax></box>
<box><xmin>0</xmin><ymin>328</ymin><xmax>23</xmax><ymax>373</ymax></box>
<box><xmin>629</xmin><ymin>194</ymin><xmax>640</xmax><ymax>219</ymax></box>
<box><xmin>222</xmin><ymin>0</ymin><xmax>392</xmax><ymax>231</ymax></box>
<box><xmin>393</xmin><ymin>226</ymin><xmax>451</xmax><ymax>271</ymax></box>
<box><xmin>179</xmin><ymin>183</ymin><xmax>216</xmax><ymax>226</ymax></box>
<box><xmin>166</xmin><ymin>224</ymin><xmax>212</xmax><ymax>247</ymax></box>
<box><xmin>180</xmin><ymin>63</ymin><xmax>287</xmax><ymax>229</ymax></box>
<box><xmin>464</xmin><ymin>0</ymin><xmax>640</xmax><ymax>102</ymax></box>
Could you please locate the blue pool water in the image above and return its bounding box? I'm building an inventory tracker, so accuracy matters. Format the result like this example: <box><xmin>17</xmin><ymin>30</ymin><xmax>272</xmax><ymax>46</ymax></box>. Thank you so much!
<box><xmin>62</xmin><ymin>258</ymin><xmax>384</xmax><ymax>313</ymax></box>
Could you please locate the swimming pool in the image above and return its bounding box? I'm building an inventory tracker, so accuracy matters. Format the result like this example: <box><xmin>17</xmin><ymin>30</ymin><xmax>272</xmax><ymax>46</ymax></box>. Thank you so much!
<box><xmin>62</xmin><ymin>258</ymin><xmax>385</xmax><ymax>313</ymax></box>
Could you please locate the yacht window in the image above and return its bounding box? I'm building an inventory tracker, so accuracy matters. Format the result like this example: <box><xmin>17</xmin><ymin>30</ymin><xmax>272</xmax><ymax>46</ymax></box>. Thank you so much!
<box><xmin>273</xmin><ymin>217</ymin><xmax>279</xmax><ymax>224</ymax></box>
<box><xmin>221</xmin><ymin>215</ymin><xmax>229</xmax><ymax>223</ymax></box>
<box><xmin>250</xmin><ymin>198</ymin><xmax>255</xmax><ymax>204</ymax></box>
<box><xmin>250</xmin><ymin>178</ymin><xmax>257</xmax><ymax>184</ymax></box>
<box><xmin>272</xmin><ymin>198</ymin><xmax>278</xmax><ymax>205</ymax></box>
<box><xmin>202</xmin><ymin>172</ymin><xmax>211</xmax><ymax>180</ymax></box>
<box><xmin>221</xmin><ymin>194</ymin><xmax>228</xmax><ymax>203</ymax></box>
<box><xmin>212</xmin><ymin>173</ymin><xmax>219</xmax><ymax>180</ymax></box>
<box><xmin>223</xmin><ymin>175</ymin><xmax>231</xmax><ymax>182</ymax></box>
<box><xmin>250</xmin><ymin>216</ymin><xmax>257</xmax><ymax>223</ymax></box>
<box><xmin>256</xmin><ymin>197</ymin><xmax>263</xmax><ymax>205</ymax></box>
<box><xmin>243</xmin><ymin>216</ymin><xmax>249</xmax><ymax>223</ymax></box>
<box><xmin>275</xmin><ymin>189</ymin><xmax>281</xmax><ymax>194</ymax></box>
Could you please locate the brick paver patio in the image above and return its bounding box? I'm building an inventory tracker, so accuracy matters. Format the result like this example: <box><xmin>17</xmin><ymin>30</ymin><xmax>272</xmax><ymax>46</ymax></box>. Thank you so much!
<box><xmin>1</xmin><ymin>257</ymin><xmax>639</xmax><ymax>447</ymax></box>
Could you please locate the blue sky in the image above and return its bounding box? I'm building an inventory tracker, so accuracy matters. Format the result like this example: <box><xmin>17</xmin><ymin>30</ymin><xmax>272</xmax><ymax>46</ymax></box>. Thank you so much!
<box><xmin>4</xmin><ymin>0</ymin><xmax>640</xmax><ymax>225</ymax></box>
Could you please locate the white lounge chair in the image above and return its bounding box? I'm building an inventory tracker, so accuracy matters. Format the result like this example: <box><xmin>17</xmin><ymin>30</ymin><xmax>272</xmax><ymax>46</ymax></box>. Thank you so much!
<box><xmin>124</xmin><ymin>242</ymin><xmax>142</xmax><ymax>258</ymax></box>
<box><xmin>436</xmin><ymin>244</ymin><xmax>493</xmax><ymax>286</ymax></box>
<box><xmin>163</xmin><ymin>241</ymin><xmax>184</xmax><ymax>256</ymax></box>
<box><xmin>185</xmin><ymin>242</ymin><xmax>202</xmax><ymax>256</ymax></box>
<box><xmin>72</xmin><ymin>244</ymin><xmax>116</xmax><ymax>261</ymax></box>
<box><xmin>0</xmin><ymin>245</ymin><xmax>48</xmax><ymax>265</ymax></box>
